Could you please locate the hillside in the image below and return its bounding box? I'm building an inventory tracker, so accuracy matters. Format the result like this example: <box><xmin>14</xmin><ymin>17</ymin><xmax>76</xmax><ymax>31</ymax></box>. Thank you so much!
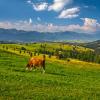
<box><xmin>83</xmin><ymin>40</ymin><xmax>100</xmax><ymax>49</ymax></box>
<box><xmin>83</xmin><ymin>40</ymin><xmax>100</xmax><ymax>54</ymax></box>
<box><xmin>0</xmin><ymin>28</ymin><xmax>100</xmax><ymax>42</ymax></box>
<box><xmin>0</xmin><ymin>48</ymin><xmax>100</xmax><ymax>99</ymax></box>
<box><xmin>0</xmin><ymin>42</ymin><xmax>100</xmax><ymax>64</ymax></box>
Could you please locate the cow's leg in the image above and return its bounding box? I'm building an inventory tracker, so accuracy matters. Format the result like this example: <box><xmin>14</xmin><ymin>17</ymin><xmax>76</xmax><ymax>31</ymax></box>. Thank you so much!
<box><xmin>29</xmin><ymin>65</ymin><xmax>33</xmax><ymax>71</ymax></box>
<box><xmin>26</xmin><ymin>67</ymin><xmax>28</xmax><ymax>70</ymax></box>
<box><xmin>33</xmin><ymin>65</ymin><xmax>36</xmax><ymax>71</ymax></box>
<box><xmin>33</xmin><ymin>68</ymin><xmax>36</xmax><ymax>71</ymax></box>
<box><xmin>30</xmin><ymin>67</ymin><xmax>33</xmax><ymax>71</ymax></box>
<box><xmin>26</xmin><ymin>64</ymin><xmax>30</xmax><ymax>71</ymax></box>
<box><xmin>41</xmin><ymin>66</ymin><xmax>45</xmax><ymax>74</ymax></box>
<box><xmin>42</xmin><ymin>69</ymin><xmax>45</xmax><ymax>74</ymax></box>
<box><xmin>42</xmin><ymin>62</ymin><xmax>45</xmax><ymax>74</ymax></box>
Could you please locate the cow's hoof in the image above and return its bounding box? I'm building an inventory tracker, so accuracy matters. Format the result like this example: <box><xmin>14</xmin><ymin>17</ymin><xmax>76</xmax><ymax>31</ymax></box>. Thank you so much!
<box><xmin>33</xmin><ymin>69</ymin><xmax>36</xmax><ymax>71</ymax></box>
<box><xmin>29</xmin><ymin>67</ymin><xmax>33</xmax><ymax>71</ymax></box>
<box><xmin>26</xmin><ymin>67</ymin><xmax>28</xmax><ymax>70</ymax></box>
<box><xmin>42</xmin><ymin>70</ymin><xmax>45</xmax><ymax>74</ymax></box>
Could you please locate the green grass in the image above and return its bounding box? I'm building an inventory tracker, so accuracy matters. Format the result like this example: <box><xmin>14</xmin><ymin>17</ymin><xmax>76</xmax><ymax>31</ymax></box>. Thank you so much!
<box><xmin>0</xmin><ymin>50</ymin><xmax>100</xmax><ymax>100</ymax></box>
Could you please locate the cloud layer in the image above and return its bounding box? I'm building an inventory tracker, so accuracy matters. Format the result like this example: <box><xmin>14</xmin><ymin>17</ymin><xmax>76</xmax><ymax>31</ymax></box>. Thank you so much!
<box><xmin>27</xmin><ymin>0</ymin><xmax>80</xmax><ymax>19</ymax></box>
<box><xmin>0</xmin><ymin>18</ymin><xmax>100</xmax><ymax>33</ymax></box>
<box><xmin>27</xmin><ymin>0</ymin><xmax>73</xmax><ymax>13</ymax></box>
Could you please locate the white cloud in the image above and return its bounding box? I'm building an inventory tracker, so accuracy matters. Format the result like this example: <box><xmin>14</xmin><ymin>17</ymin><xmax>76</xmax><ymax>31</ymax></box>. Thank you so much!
<box><xmin>80</xmin><ymin>18</ymin><xmax>99</xmax><ymax>33</ymax></box>
<box><xmin>27</xmin><ymin>0</ymin><xmax>48</xmax><ymax>11</ymax></box>
<box><xmin>63</xmin><ymin>18</ymin><xmax>100</xmax><ymax>33</ymax></box>
<box><xmin>27</xmin><ymin>0</ymin><xmax>34</xmax><ymax>6</ymax></box>
<box><xmin>27</xmin><ymin>0</ymin><xmax>32</xmax><ymax>4</ymax></box>
<box><xmin>0</xmin><ymin>19</ymin><xmax>33</xmax><ymax>31</ymax></box>
<box><xmin>48</xmin><ymin>0</ymin><xmax>73</xmax><ymax>12</ymax></box>
<box><xmin>82</xmin><ymin>18</ymin><xmax>97</xmax><ymax>27</ymax></box>
<box><xmin>37</xmin><ymin>17</ymin><xmax>41</xmax><ymax>21</ymax></box>
<box><xmin>29</xmin><ymin>18</ymin><xmax>32</xmax><ymax>24</ymax></box>
<box><xmin>33</xmin><ymin>2</ymin><xmax>48</xmax><ymax>11</ymax></box>
<box><xmin>27</xmin><ymin>0</ymin><xmax>73</xmax><ymax>12</ymax></box>
<box><xmin>84</xmin><ymin>6</ymin><xmax>89</xmax><ymax>8</ymax></box>
<box><xmin>0</xmin><ymin>18</ymin><xmax>100</xmax><ymax>33</ymax></box>
<box><xmin>58</xmin><ymin>7</ymin><xmax>80</xmax><ymax>19</ymax></box>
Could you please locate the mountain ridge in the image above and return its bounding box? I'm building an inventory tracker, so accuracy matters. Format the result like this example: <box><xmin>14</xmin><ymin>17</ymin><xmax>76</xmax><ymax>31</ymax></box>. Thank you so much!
<box><xmin>0</xmin><ymin>28</ymin><xmax>100</xmax><ymax>42</ymax></box>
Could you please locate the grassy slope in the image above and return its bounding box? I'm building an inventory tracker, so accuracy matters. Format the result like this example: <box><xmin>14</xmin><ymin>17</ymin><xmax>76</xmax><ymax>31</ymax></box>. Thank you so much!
<box><xmin>0</xmin><ymin>50</ymin><xmax>100</xmax><ymax>100</ymax></box>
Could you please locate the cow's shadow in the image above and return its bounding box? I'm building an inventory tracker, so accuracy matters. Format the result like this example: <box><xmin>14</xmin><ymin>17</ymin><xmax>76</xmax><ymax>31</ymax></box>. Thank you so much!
<box><xmin>13</xmin><ymin>68</ymin><xmax>41</xmax><ymax>73</ymax></box>
<box><xmin>47</xmin><ymin>72</ymin><xmax>67</xmax><ymax>76</ymax></box>
<box><xmin>13</xmin><ymin>68</ymin><xmax>67</xmax><ymax>76</ymax></box>
<box><xmin>13</xmin><ymin>68</ymin><xmax>26</xmax><ymax>73</ymax></box>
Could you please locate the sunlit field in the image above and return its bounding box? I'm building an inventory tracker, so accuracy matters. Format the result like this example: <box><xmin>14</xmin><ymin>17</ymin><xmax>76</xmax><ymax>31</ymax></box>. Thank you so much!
<box><xmin>0</xmin><ymin>43</ymin><xmax>100</xmax><ymax>100</ymax></box>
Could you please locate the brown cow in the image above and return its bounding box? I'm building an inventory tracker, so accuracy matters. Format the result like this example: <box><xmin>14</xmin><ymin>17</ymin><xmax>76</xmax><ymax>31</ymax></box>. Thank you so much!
<box><xmin>26</xmin><ymin>55</ymin><xmax>46</xmax><ymax>73</ymax></box>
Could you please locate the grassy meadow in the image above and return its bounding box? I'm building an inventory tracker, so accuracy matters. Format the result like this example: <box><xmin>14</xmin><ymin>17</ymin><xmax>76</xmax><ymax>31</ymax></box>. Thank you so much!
<box><xmin>0</xmin><ymin>43</ymin><xmax>100</xmax><ymax>100</ymax></box>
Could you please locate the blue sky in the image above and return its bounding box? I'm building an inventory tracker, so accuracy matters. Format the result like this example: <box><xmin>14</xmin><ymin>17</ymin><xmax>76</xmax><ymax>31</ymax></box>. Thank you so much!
<box><xmin>0</xmin><ymin>0</ymin><xmax>100</xmax><ymax>33</ymax></box>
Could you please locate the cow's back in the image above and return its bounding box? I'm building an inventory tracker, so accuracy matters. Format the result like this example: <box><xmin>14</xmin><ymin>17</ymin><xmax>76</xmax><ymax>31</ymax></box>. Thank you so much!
<box><xmin>29</xmin><ymin>57</ymin><xmax>43</xmax><ymax>67</ymax></box>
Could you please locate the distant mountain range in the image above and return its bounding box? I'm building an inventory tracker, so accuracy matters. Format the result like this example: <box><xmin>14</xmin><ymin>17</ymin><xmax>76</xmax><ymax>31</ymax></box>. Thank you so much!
<box><xmin>0</xmin><ymin>28</ymin><xmax>100</xmax><ymax>42</ymax></box>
